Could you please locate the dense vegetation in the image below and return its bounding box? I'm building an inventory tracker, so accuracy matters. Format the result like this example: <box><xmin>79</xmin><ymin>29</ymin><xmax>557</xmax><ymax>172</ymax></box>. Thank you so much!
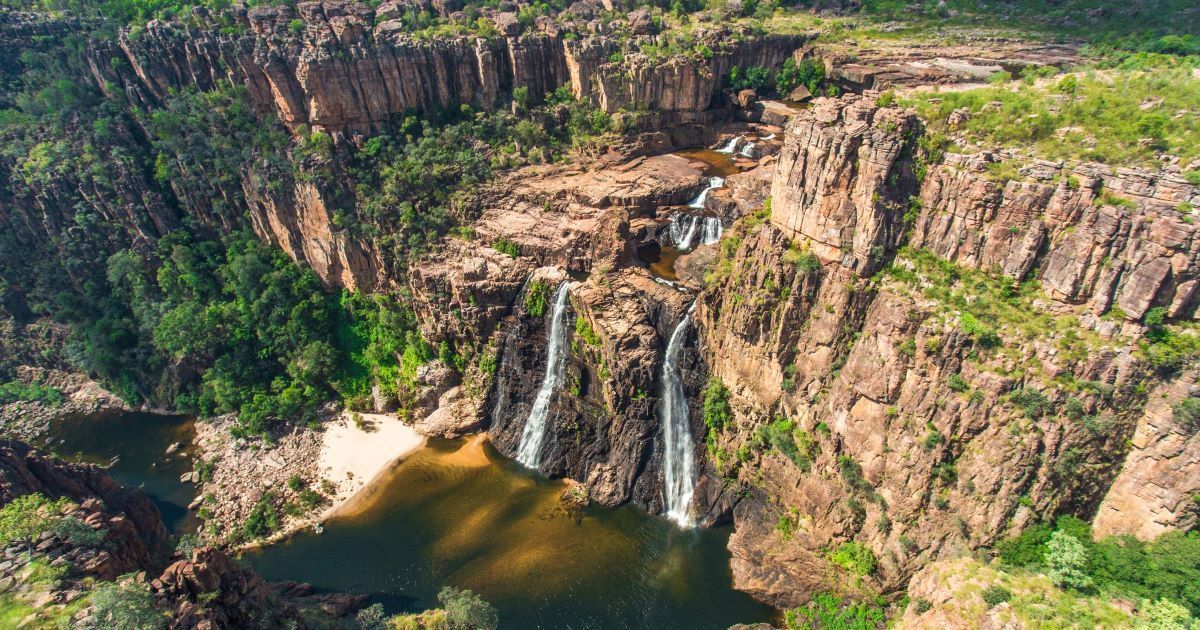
<box><xmin>996</xmin><ymin>515</ymin><xmax>1200</xmax><ymax>618</ymax></box>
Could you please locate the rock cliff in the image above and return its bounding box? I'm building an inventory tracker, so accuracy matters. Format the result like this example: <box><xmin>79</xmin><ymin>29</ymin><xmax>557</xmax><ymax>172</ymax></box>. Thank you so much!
<box><xmin>80</xmin><ymin>0</ymin><xmax>808</xmax><ymax>134</ymax></box>
<box><xmin>691</xmin><ymin>95</ymin><xmax>1197</xmax><ymax>606</ymax></box>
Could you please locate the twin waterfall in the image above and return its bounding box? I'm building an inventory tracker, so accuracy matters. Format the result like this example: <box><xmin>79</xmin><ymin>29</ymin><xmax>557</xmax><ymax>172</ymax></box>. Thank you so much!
<box><xmin>513</xmin><ymin>283</ymin><xmax>699</xmax><ymax>528</ymax></box>
<box><xmin>660</xmin><ymin>304</ymin><xmax>698</xmax><ymax>527</ymax></box>
<box><xmin>515</xmin><ymin>282</ymin><xmax>571</xmax><ymax>468</ymax></box>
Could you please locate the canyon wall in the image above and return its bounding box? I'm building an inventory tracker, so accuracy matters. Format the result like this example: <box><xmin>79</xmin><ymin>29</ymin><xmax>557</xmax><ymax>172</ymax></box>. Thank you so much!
<box><xmin>694</xmin><ymin>95</ymin><xmax>1199</xmax><ymax>606</ymax></box>
<box><xmin>80</xmin><ymin>1</ymin><xmax>808</xmax><ymax>135</ymax></box>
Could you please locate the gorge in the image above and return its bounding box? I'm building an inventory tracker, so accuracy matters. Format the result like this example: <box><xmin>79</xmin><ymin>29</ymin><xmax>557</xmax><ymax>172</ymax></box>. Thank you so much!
<box><xmin>1</xmin><ymin>0</ymin><xmax>1199</xmax><ymax>628</ymax></box>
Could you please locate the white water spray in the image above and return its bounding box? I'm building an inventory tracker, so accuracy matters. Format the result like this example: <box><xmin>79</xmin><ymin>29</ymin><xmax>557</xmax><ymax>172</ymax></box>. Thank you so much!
<box><xmin>515</xmin><ymin>282</ymin><xmax>571</xmax><ymax>468</ymax></box>
<box><xmin>739</xmin><ymin>142</ymin><xmax>756</xmax><ymax>158</ymax></box>
<box><xmin>687</xmin><ymin>176</ymin><xmax>725</xmax><ymax>209</ymax></box>
<box><xmin>715</xmin><ymin>136</ymin><xmax>741</xmax><ymax>154</ymax></box>
<box><xmin>700</xmin><ymin>217</ymin><xmax>723</xmax><ymax>245</ymax></box>
<box><xmin>661</xmin><ymin>303</ymin><xmax>697</xmax><ymax>527</ymax></box>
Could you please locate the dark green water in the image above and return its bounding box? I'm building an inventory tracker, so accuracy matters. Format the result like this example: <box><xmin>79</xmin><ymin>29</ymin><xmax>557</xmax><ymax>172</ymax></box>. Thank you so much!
<box><xmin>44</xmin><ymin>410</ymin><xmax>198</xmax><ymax>535</ymax></box>
<box><xmin>246</xmin><ymin>436</ymin><xmax>775</xmax><ymax>629</ymax></box>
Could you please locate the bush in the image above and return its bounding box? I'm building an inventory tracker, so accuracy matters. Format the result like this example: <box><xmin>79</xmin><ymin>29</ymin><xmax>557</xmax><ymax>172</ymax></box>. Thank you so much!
<box><xmin>0</xmin><ymin>494</ymin><xmax>69</xmax><ymax>557</ymax></box>
<box><xmin>85</xmin><ymin>578</ymin><xmax>166</xmax><ymax>630</ymax></box>
<box><xmin>0</xmin><ymin>381</ymin><xmax>64</xmax><ymax>405</ymax></box>
<box><xmin>784</xmin><ymin>592</ymin><xmax>885</xmax><ymax>630</ymax></box>
<box><xmin>1173</xmin><ymin>396</ymin><xmax>1200</xmax><ymax>432</ymax></box>
<box><xmin>51</xmin><ymin>516</ymin><xmax>106</xmax><ymax>549</ymax></box>
<box><xmin>828</xmin><ymin>541</ymin><xmax>877</xmax><ymax>576</ymax></box>
<box><xmin>438</xmin><ymin>586</ymin><xmax>498</xmax><ymax>630</ymax></box>
<box><xmin>946</xmin><ymin>373</ymin><xmax>969</xmax><ymax>393</ymax></box>
<box><xmin>524</xmin><ymin>279</ymin><xmax>551</xmax><ymax>317</ymax></box>
<box><xmin>702</xmin><ymin>378</ymin><xmax>733</xmax><ymax>433</ymax></box>
<box><xmin>1010</xmin><ymin>387</ymin><xmax>1052</xmax><ymax>419</ymax></box>
<box><xmin>243</xmin><ymin>494</ymin><xmax>279</xmax><ymax>540</ymax></box>
<box><xmin>982</xmin><ymin>585</ymin><xmax>1012</xmax><ymax>607</ymax></box>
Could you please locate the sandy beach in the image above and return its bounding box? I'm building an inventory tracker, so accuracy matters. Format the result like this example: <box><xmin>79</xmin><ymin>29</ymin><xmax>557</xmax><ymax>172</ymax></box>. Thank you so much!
<box><xmin>317</xmin><ymin>411</ymin><xmax>427</xmax><ymax>520</ymax></box>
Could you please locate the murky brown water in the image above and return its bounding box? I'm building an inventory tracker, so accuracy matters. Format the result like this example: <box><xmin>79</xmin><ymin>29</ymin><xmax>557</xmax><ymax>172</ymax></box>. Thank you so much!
<box><xmin>247</xmin><ymin>436</ymin><xmax>775</xmax><ymax>629</ymax></box>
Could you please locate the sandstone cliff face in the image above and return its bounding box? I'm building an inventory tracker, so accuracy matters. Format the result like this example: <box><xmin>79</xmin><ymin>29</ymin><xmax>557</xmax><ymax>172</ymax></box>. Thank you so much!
<box><xmin>488</xmin><ymin>267</ymin><xmax>693</xmax><ymax>508</ymax></box>
<box><xmin>911</xmin><ymin>153</ymin><xmax>1199</xmax><ymax>321</ymax></box>
<box><xmin>82</xmin><ymin>0</ymin><xmax>807</xmax><ymax>134</ymax></box>
<box><xmin>769</xmin><ymin>95</ymin><xmax>921</xmax><ymax>275</ymax></box>
<box><xmin>1092</xmin><ymin>369</ymin><xmax>1200</xmax><ymax>540</ymax></box>
<box><xmin>691</xmin><ymin>95</ymin><xmax>1191</xmax><ymax>606</ymax></box>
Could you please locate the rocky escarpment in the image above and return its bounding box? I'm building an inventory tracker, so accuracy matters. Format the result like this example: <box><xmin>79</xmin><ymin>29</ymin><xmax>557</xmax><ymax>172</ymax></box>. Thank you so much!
<box><xmin>688</xmin><ymin>94</ymin><xmax>1197</xmax><ymax>607</ymax></box>
<box><xmin>488</xmin><ymin>267</ymin><xmax>693</xmax><ymax>508</ymax></box>
<box><xmin>78</xmin><ymin>0</ymin><xmax>808</xmax><ymax>135</ymax></box>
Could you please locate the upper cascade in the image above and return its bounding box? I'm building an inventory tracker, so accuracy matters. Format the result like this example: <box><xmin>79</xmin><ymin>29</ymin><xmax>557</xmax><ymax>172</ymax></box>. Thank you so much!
<box><xmin>515</xmin><ymin>281</ymin><xmax>572</xmax><ymax>469</ymax></box>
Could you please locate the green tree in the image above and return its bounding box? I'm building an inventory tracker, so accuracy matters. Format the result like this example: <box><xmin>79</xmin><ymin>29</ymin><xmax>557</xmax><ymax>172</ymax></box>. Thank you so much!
<box><xmin>438</xmin><ymin>586</ymin><xmax>499</xmax><ymax>630</ymax></box>
<box><xmin>1046</xmin><ymin>530</ymin><xmax>1093</xmax><ymax>590</ymax></box>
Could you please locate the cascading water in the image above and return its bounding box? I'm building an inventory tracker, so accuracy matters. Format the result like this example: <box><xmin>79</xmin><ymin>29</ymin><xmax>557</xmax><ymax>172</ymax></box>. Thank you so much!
<box><xmin>515</xmin><ymin>282</ymin><xmax>571</xmax><ymax>468</ymax></box>
<box><xmin>739</xmin><ymin>142</ymin><xmax>756</xmax><ymax>158</ymax></box>
<box><xmin>715</xmin><ymin>136</ymin><xmax>741</xmax><ymax>154</ymax></box>
<box><xmin>701</xmin><ymin>217</ymin><xmax>723</xmax><ymax>245</ymax></box>
<box><xmin>669</xmin><ymin>215</ymin><xmax>702</xmax><ymax>250</ymax></box>
<box><xmin>660</xmin><ymin>303</ymin><xmax>698</xmax><ymax>527</ymax></box>
<box><xmin>687</xmin><ymin>176</ymin><xmax>725</xmax><ymax>209</ymax></box>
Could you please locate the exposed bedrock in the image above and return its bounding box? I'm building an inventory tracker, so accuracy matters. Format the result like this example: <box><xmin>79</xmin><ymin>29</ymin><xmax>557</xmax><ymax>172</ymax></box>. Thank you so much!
<box><xmin>911</xmin><ymin>153</ymin><xmax>1199</xmax><ymax>322</ymax></box>
<box><xmin>488</xmin><ymin>267</ymin><xmax>692</xmax><ymax>509</ymax></box>
<box><xmin>81</xmin><ymin>0</ymin><xmax>809</xmax><ymax>134</ymax></box>
<box><xmin>686</xmin><ymin>95</ymin><xmax>1193</xmax><ymax>606</ymax></box>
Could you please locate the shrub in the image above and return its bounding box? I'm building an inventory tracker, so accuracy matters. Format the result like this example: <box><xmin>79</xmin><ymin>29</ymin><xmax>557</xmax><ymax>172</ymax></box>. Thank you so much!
<box><xmin>912</xmin><ymin>598</ymin><xmax>932</xmax><ymax>614</ymax></box>
<box><xmin>947</xmin><ymin>373</ymin><xmax>969</xmax><ymax>393</ymax></box>
<box><xmin>524</xmin><ymin>279</ymin><xmax>551</xmax><ymax>317</ymax></box>
<box><xmin>86</xmin><ymin>578</ymin><xmax>166</xmax><ymax>629</ymax></box>
<box><xmin>702</xmin><ymin>379</ymin><xmax>733</xmax><ymax>433</ymax></box>
<box><xmin>243</xmin><ymin>493</ymin><xmax>279</xmax><ymax>540</ymax></box>
<box><xmin>0</xmin><ymin>381</ymin><xmax>64</xmax><ymax>405</ymax></box>
<box><xmin>1046</xmin><ymin>530</ymin><xmax>1092</xmax><ymax>590</ymax></box>
<box><xmin>0</xmin><ymin>494</ymin><xmax>69</xmax><ymax>558</ymax></box>
<box><xmin>1173</xmin><ymin>396</ymin><xmax>1200</xmax><ymax>432</ymax></box>
<box><xmin>356</xmin><ymin>603</ymin><xmax>387</xmax><ymax>629</ymax></box>
<box><xmin>982</xmin><ymin>585</ymin><xmax>1012</xmax><ymax>608</ymax></box>
<box><xmin>51</xmin><ymin>516</ymin><xmax>106</xmax><ymax>549</ymax></box>
<box><xmin>784</xmin><ymin>592</ymin><xmax>884</xmax><ymax>630</ymax></box>
<box><xmin>438</xmin><ymin>586</ymin><xmax>498</xmax><ymax>630</ymax></box>
<box><xmin>1010</xmin><ymin>387</ymin><xmax>1052</xmax><ymax>419</ymax></box>
<box><xmin>828</xmin><ymin>541</ymin><xmax>877</xmax><ymax>576</ymax></box>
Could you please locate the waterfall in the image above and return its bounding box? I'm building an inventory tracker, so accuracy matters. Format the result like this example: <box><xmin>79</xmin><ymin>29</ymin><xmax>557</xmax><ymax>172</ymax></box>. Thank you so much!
<box><xmin>739</xmin><ymin>142</ymin><xmax>756</xmax><ymax>158</ymax></box>
<box><xmin>687</xmin><ymin>176</ymin><xmax>725</xmax><ymax>209</ymax></box>
<box><xmin>715</xmin><ymin>136</ymin><xmax>740</xmax><ymax>154</ymax></box>
<box><xmin>660</xmin><ymin>303</ymin><xmax>697</xmax><ymax>527</ymax></box>
<box><xmin>762</xmin><ymin>133</ymin><xmax>776</xmax><ymax>140</ymax></box>
<box><xmin>700</xmin><ymin>217</ymin><xmax>723</xmax><ymax>245</ymax></box>
<box><xmin>515</xmin><ymin>282</ymin><xmax>571</xmax><ymax>468</ymax></box>
<box><xmin>669</xmin><ymin>215</ymin><xmax>701</xmax><ymax>250</ymax></box>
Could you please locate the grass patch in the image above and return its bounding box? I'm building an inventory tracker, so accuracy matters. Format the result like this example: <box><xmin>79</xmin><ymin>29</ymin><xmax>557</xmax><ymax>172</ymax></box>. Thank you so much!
<box><xmin>902</xmin><ymin>68</ymin><xmax>1200</xmax><ymax>166</ymax></box>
